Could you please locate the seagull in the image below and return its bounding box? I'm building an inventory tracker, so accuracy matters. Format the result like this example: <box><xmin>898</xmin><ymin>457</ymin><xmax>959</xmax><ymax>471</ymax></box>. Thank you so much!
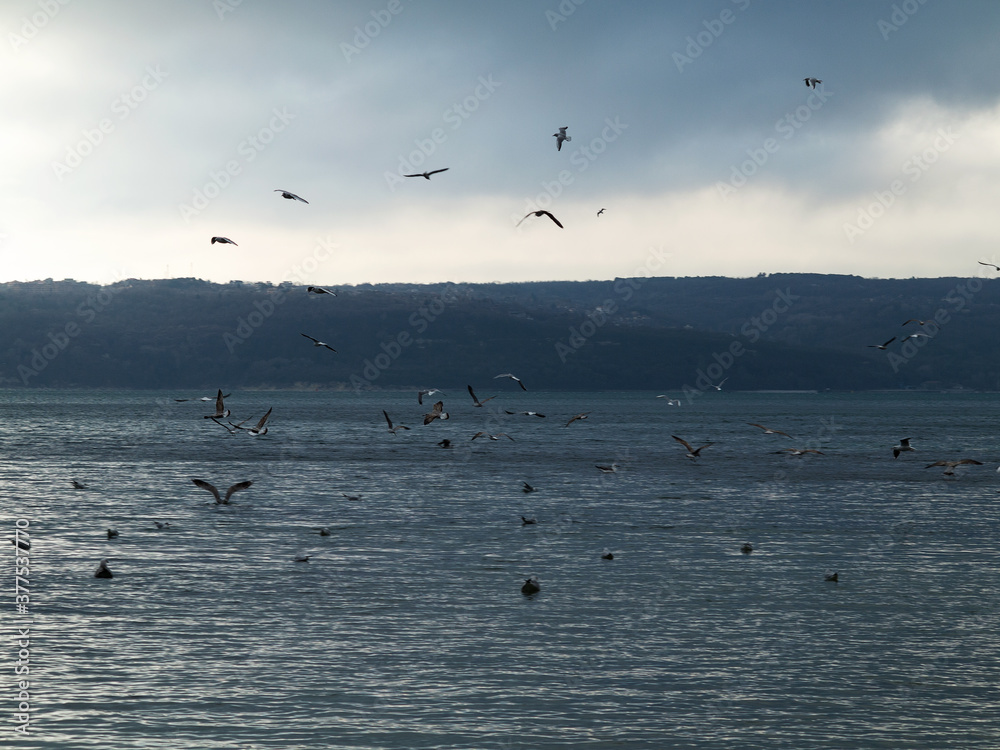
<box><xmin>403</xmin><ymin>168</ymin><xmax>449</xmax><ymax>180</ymax></box>
<box><xmin>211</xmin><ymin>236</ymin><xmax>238</xmax><ymax>246</ymax></box>
<box><xmin>203</xmin><ymin>389</ymin><xmax>230</xmax><ymax>419</ymax></box>
<box><xmin>175</xmin><ymin>393</ymin><xmax>231</xmax><ymax>402</ymax></box>
<box><xmin>294</xmin><ymin>554</ymin><xmax>311</xmax><ymax>562</ymax></box>
<box><xmin>191</xmin><ymin>478</ymin><xmax>253</xmax><ymax>505</ymax></box>
<box><xmin>597</xmin><ymin>208</ymin><xmax>605</xmax><ymax>217</ymax></box>
<box><xmin>901</xmin><ymin>333</ymin><xmax>930</xmax><ymax>343</ymax></box>
<box><xmin>247</xmin><ymin>408</ymin><xmax>272</xmax><ymax>436</ymax></box>
<box><xmin>153</xmin><ymin>521</ymin><xmax>171</xmax><ymax>529</ymax></box>
<box><xmin>522</xmin><ymin>482</ymin><xmax>536</xmax><ymax>493</ymax></box>
<box><xmin>902</xmin><ymin>318</ymin><xmax>928</xmax><ymax>326</ymax></box>
<box><xmin>505</xmin><ymin>410</ymin><xmax>545</xmax><ymax>418</ymax></box>
<box><xmin>601</xmin><ymin>549</ymin><xmax>614</xmax><ymax>560</ymax></box>
<box><xmin>978</xmin><ymin>261</ymin><xmax>1000</xmax><ymax>272</ymax></box>
<box><xmin>565</xmin><ymin>412</ymin><xmax>590</xmax><ymax>427</ymax></box>
<box><xmin>342</xmin><ymin>493</ymin><xmax>362</xmax><ymax>501</ymax></box>
<box><xmin>383</xmin><ymin>410</ymin><xmax>410</xmax><ymax>435</ymax></box>
<box><xmin>300</xmin><ymin>333</ymin><xmax>337</xmax><ymax>352</ymax></box>
<box><xmin>776</xmin><ymin>448</ymin><xmax>824</xmax><ymax>456</ymax></box>
<box><xmin>516</xmin><ymin>210</ymin><xmax>563</xmax><ymax>229</ymax></box>
<box><xmin>467</xmin><ymin>385</ymin><xmax>496</xmax><ymax>407</ymax></box>
<box><xmin>94</xmin><ymin>559</ymin><xmax>114</xmax><ymax>579</ymax></box>
<box><xmin>824</xmin><ymin>571</ymin><xmax>839</xmax><ymax>582</ymax></box>
<box><xmin>307</xmin><ymin>286</ymin><xmax>337</xmax><ymax>295</ymax></box>
<box><xmin>672</xmin><ymin>435</ymin><xmax>714</xmax><ymax>460</ymax></box>
<box><xmin>656</xmin><ymin>396</ymin><xmax>681</xmax><ymax>405</ymax></box>
<box><xmin>708</xmin><ymin>378</ymin><xmax>728</xmax><ymax>391</ymax></box>
<box><xmin>553</xmin><ymin>126</ymin><xmax>571</xmax><ymax>151</ymax></box>
<box><xmin>471</xmin><ymin>431</ymin><xmax>514</xmax><ymax>441</ymax></box>
<box><xmin>521</xmin><ymin>576</ymin><xmax>541</xmax><ymax>595</ymax></box>
<box><xmin>741</xmin><ymin>543</ymin><xmax>754</xmax><ymax>554</ymax></box>
<box><xmin>867</xmin><ymin>337</ymin><xmax>896</xmax><ymax>350</ymax></box>
<box><xmin>418</xmin><ymin>388</ymin><xmax>444</xmax><ymax>405</ymax></box>
<box><xmin>595</xmin><ymin>463</ymin><xmax>619</xmax><ymax>474</ymax></box>
<box><xmin>314</xmin><ymin>527</ymin><xmax>331</xmax><ymax>536</ymax></box>
<box><xmin>747</xmin><ymin>423</ymin><xmax>792</xmax><ymax>438</ymax></box>
<box><xmin>494</xmin><ymin>373</ymin><xmax>527</xmax><ymax>390</ymax></box>
<box><xmin>275</xmin><ymin>190</ymin><xmax>308</xmax><ymax>203</ymax></box>
<box><xmin>521</xmin><ymin>516</ymin><xmax>537</xmax><ymax>525</ymax></box>
<box><xmin>71</xmin><ymin>480</ymin><xmax>88</xmax><ymax>489</ymax></box>
<box><xmin>437</xmin><ymin>438</ymin><xmax>452</xmax><ymax>448</ymax></box>
<box><xmin>804</xmin><ymin>77</ymin><xmax>822</xmax><ymax>88</ymax></box>
<box><xmin>107</xmin><ymin>529</ymin><xmax>119</xmax><ymax>539</ymax></box>
<box><xmin>925</xmin><ymin>459</ymin><xmax>984</xmax><ymax>476</ymax></box>
<box><xmin>424</xmin><ymin>401</ymin><xmax>450</xmax><ymax>425</ymax></box>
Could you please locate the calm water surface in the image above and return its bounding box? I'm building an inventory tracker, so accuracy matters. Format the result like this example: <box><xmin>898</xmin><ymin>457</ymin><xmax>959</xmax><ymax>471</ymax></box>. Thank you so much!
<box><xmin>1</xmin><ymin>390</ymin><xmax>999</xmax><ymax>749</ymax></box>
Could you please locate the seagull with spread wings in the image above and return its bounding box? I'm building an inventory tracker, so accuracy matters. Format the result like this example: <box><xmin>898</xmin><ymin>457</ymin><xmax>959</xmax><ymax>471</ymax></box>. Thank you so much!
<box><xmin>516</xmin><ymin>210</ymin><xmax>563</xmax><ymax>229</ymax></box>
<box><xmin>301</xmin><ymin>333</ymin><xmax>337</xmax><ymax>352</ymax></box>
<box><xmin>275</xmin><ymin>189</ymin><xmax>309</xmax><ymax>203</ymax></box>
<box><xmin>418</xmin><ymin>388</ymin><xmax>444</xmax><ymax>405</ymax></box>
<box><xmin>191</xmin><ymin>478</ymin><xmax>253</xmax><ymax>504</ymax></box>
<box><xmin>467</xmin><ymin>385</ymin><xmax>496</xmax><ymax>407</ymax></box>
<box><xmin>867</xmin><ymin>337</ymin><xmax>896</xmax><ymax>350</ymax></box>
<box><xmin>565</xmin><ymin>412</ymin><xmax>590</xmax><ymax>427</ymax></box>
<box><xmin>383</xmin><ymin>410</ymin><xmax>410</xmax><ymax>435</ymax></box>
<box><xmin>423</xmin><ymin>401</ymin><xmax>450</xmax><ymax>425</ymax></box>
<box><xmin>494</xmin><ymin>373</ymin><xmax>527</xmax><ymax>390</ymax></box>
<box><xmin>747</xmin><ymin>423</ymin><xmax>792</xmax><ymax>438</ymax></box>
<box><xmin>211</xmin><ymin>236</ymin><xmax>238</xmax><ymax>246</ymax></box>
<box><xmin>925</xmin><ymin>459</ymin><xmax>983</xmax><ymax>476</ymax></box>
<box><xmin>672</xmin><ymin>435</ymin><xmax>714</xmax><ymax>460</ymax></box>
<box><xmin>404</xmin><ymin>168</ymin><xmax>449</xmax><ymax>180</ymax></box>
<box><xmin>307</xmin><ymin>286</ymin><xmax>336</xmax><ymax>296</ymax></box>
<box><xmin>553</xmin><ymin>126</ymin><xmax>571</xmax><ymax>150</ymax></box>
<box><xmin>893</xmin><ymin>438</ymin><xmax>915</xmax><ymax>458</ymax></box>
<box><xmin>203</xmin><ymin>389</ymin><xmax>230</xmax><ymax>419</ymax></box>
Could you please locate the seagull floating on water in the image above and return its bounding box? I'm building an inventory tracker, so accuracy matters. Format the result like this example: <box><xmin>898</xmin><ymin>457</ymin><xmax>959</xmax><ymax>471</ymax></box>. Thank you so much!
<box><xmin>191</xmin><ymin>478</ymin><xmax>252</xmax><ymax>505</ymax></box>
<box><xmin>383</xmin><ymin>410</ymin><xmax>410</xmax><ymax>435</ymax></box>
<box><xmin>467</xmin><ymin>385</ymin><xmax>496</xmax><ymax>407</ymax></box>
<box><xmin>94</xmin><ymin>559</ymin><xmax>113</xmax><ymax>579</ymax></box>
<box><xmin>601</xmin><ymin>549</ymin><xmax>614</xmax><ymax>560</ymax></box>
<box><xmin>107</xmin><ymin>529</ymin><xmax>119</xmax><ymax>539</ymax></box>
<box><xmin>423</xmin><ymin>401</ymin><xmax>450</xmax><ymax>425</ymax></box>
<box><xmin>203</xmin><ymin>389</ymin><xmax>230</xmax><ymax>420</ymax></box>
<box><xmin>307</xmin><ymin>286</ymin><xmax>336</xmax><ymax>296</ymax></box>
<box><xmin>804</xmin><ymin>77</ymin><xmax>822</xmax><ymax>89</ymax></box>
<box><xmin>403</xmin><ymin>168</ymin><xmax>449</xmax><ymax>180</ymax></box>
<box><xmin>824</xmin><ymin>571</ymin><xmax>839</xmax><ymax>582</ymax></box>
<box><xmin>595</xmin><ymin>463</ymin><xmax>619</xmax><ymax>474</ymax></box>
<box><xmin>516</xmin><ymin>210</ymin><xmax>564</xmax><ymax>229</ymax></box>
<box><xmin>71</xmin><ymin>480</ymin><xmax>88</xmax><ymax>489</ymax></box>
<box><xmin>294</xmin><ymin>554</ymin><xmax>311</xmax><ymax>562</ymax></box>
<box><xmin>553</xmin><ymin>126</ymin><xmax>571</xmax><ymax>151</ymax></box>
<box><xmin>275</xmin><ymin>189</ymin><xmax>308</xmax><ymax>203</ymax></box>
<box><xmin>776</xmin><ymin>448</ymin><xmax>824</xmax><ymax>456</ymax></box>
<box><xmin>741</xmin><ymin>543</ymin><xmax>754</xmax><ymax>554</ymax></box>
<box><xmin>893</xmin><ymin>438</ymin><xmax>915</xmax><ymax>458</ymax></box>
<box><xmin>522</xmin><ymin>482</ymin><xmax>536</xmax><ymax>493</ymax></box>
<box><xmin>437</xmin><ymin>438</ymin><xmax>452</xmax><ymax>448</ymax></box>
<box><xmin>672</xmin><ymin>435</ymin><xmax>714</xmax><ymax>460</ymax></box>
<box><xmin>521</xmin><ymin>576</ymin><xmax>541</xmax><ymax>595</ymax></box>
<box><xmin>342</xmin><ymin>493</ymin><xmax>362</xmax><ymax>501</ymax></box>
<box><xmin>300</xmin><ymin>333</ymin><xmax>337</xmax><ymax>352</ymax></box>
<box><xmin>153</xmin><ymin>521</ymin><xmax>171</xmax><ymax>529</ymax></box>
<box><xmin>521</xmin><ymin>516</ymin><xmax>537</xmax><ymax>525</ymax></box>
<box><xmin>211</xmin><ymin>236</ymin><xmax>237</xmax><ymax>246</ymax></box>
<box><xmin>494</xmin><ymin>373</ymin><xmax>527</xmax><ymax>390</ymax></box>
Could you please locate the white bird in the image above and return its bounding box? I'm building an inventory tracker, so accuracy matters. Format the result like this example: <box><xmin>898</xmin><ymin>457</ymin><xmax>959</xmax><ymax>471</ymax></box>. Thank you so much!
<box><xmin>300</xmin><ymin>333</ymin><xmax>336</xmax><ymax>352</ymax></box>
<box><xmin>925</xmin><ymin>459</ymin><xmax>983</xmax><ymax>476</ymax></box>
<box><xmin>211</xmin><ymin>236</ymin><xmax>238</xmax><ymax>246</ymax></box>
<box><xmin>867</xmin><ymin>337</ymin><xmax>896</xmax><ymax>350</ymax></box>
<box><xmin>747</xmin><ymin>423</ymin><xmax>792</xmax><ymax>438</ymax></box>
<box><xmin>804</xmin><ymin>77</ymin><xmax>822</xmax><ymax>89</ymax></box>
<box><xmin>505</xmin><ymin>410</ymin><xmax>545</xmax><ymax>418</ymax></box>
<box><xmin>656</xmin><ymin>396</ymin><xmax>681</xmax><ymax>405</ymax></box>
<box><xmin>423</xmin><ymin>401</ymin><xmax>450</xmax><ymax>425</ymax></box>
<box><xmin>471</xmin><ymin>431</ymin><xmax>514</xmax><ymax>441</ymax></box>
<box><xmin>94</xmin><ymin>559</ymin><xmax>113</xmax><ymax>578</ymax></box>
<box><xmin>418</xmin><ymin>388</ymin><xmax>444</xmax><ymax>405</ymax></box>
<box><xmin>825</xmin><ymin>571</ymin><xmax>839</xmax><ymax>582</ymax></box>
<box><xmin>709</xmin><ymin>378</ymin><xmax>728</xmax><ymax>391</ymax></box>
<box><xmin>191</xmin><ymin>478</ymin><xmax>253</xmax><ymax>504</ymax></box>
<box><xmin>494</xmin><ymin>373</ymin><xmax>527</xmax><ymax>390</ymax></box>
<box><xmin>403</xmin><ymin>168</ymin><xmax>449</xmax><ymax>180</ymax></box>
<box><xmin>672</xmin><ymin>435</ymin><xmax>714</xmax><ymax>460</ymax></box>
<box><xmin>275</xmin><ymin>189</ymin><xmax>308</xmax><ymax>203</ymax></box>
<box><xmin>893</xmin><ymin>438</ymin><xmax>915</xmax><ymax>458</ymax></box>
<box><xmin>307</xmin><ymin>286</ymin><xmax>336</xmax><ymax>295</ymax></box>
<box><xmin>553</xmin><ymin>126</ymin><xmax>571</xmax><ymax>151</ymax></box>
<box><xmin>901</xmin><ymin>333</ymin><xmax>930</xmax><ymax>343</ymax></box>
<box><xmin>516</xmin><ymin>210</ymin><xmax>563</xmax><ymax>229</ymax></box>
<box><xmin>203</xmin><ymin>389</ymin><xmax>230</xmax><ymax>419</ymax></box>
<box><xmin>383</xmin><ymin>410</ymin><xmax>410</xmax><ymax>435</ymax></box>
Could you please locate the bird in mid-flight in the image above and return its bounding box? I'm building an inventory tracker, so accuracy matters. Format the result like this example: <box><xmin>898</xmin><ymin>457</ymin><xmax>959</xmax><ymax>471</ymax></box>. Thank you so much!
<box><xmin>597</xmin><ymin>208</ymin><xmax>605</xmax><ymax>216</ymax></box>
<box><xmin>553</xmin><ymin>126</ymin><xmax>571</xmax><ymax>151</ymax></box>
<box><xmin>300</xmin><ymin>333</ymin><xmax>336</xmax><ymax>352</ymax></box>
<box><xmin>403</xmin><ymin>168</ymin><xmax>449</xmax><ymax>180</ymax></box>
<box><xmin>867</xmin><ymin>337</ymin><xmax>896</xmax><ymax>350</ymax></box>
<box><xmin>893</xmin><ymin>438</ymin><xmax>915</xmax><ymax>459</ymax></box>
<box><xmin>804</xmin><ymin>77</ymin><xmax>822</xmax><ymax>89</ymax></box>
<box><xmin>383</xmin><ymin>410</ymin><xmax>410</xmax><ymax>435</ymax></box>
<box><xmin>672</xmin><ymin>435</ymin><xmax>714</xmax><ymax>460</ymax></box>
<box><xmin>494</xmin><ymin>373</ymin><xmax>527</xmax><ymax>390</ymax></box>
<box><xmin>275</xmin><ymin>190</ymin><xmax>309</xmax><ymax>203</ymax></box>
<box><xmin>307</xmin><ymin>286</ymin><xmax>336</xmax><ymax>295</ymax></box>
<box><xmin>467</xmin><ymin>385</ymin><xmax>496</xmax><ymax>407</ymax></box>
<box><xmin>978</xmin><ymin>261</ymin><xmax>1000</xmax><ymax>272</ymax></box>
<box><xmin>423</xmin><ymin>401</ymin><xmax>449</xmax><ymax>425</ymax></box>
<box><xmin>203</xmin><ymin>389</ymin><xmax>230</xmax><ymax>419</ymax></box>
<box><xmin>211</xmin><ymin>236</ymin><xmax>237</xmax><ymax>246</ymax></box>
<box><xmin>191</xmin><ymin>478</ymin><xmax>253</xmax><ymax>505</ymax></box>
<box><xmin>516</xmin><ymin>210</ymin><xmax>563</xmax><ymax>229</ymax></box>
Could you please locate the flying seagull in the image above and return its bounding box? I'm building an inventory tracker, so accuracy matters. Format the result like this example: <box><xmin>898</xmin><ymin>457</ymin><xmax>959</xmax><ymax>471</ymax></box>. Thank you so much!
<box><xmin>275</xmin><ymin>190</ymin><xmax>308</xmax><ymax>203</ymax></box>
<box><xmin>672</xmin><ymin>435</ymin><xmax>714</xmax><ymax>460</ymax></box>
<box><xmin>656</xmin><ymin>396</ymin><xmax>681</xmax><ymax>405</ymax></box>
<box><xmin>494</xmin><ymin>373</ymin><xmax>527</xmax><ymax>390</ymax></box>
<box><xmin>901</xmin><ymin>333</ymin><xmax>930</xmax><ymax>343</ymax></box>
<box><xmin>868</xmin><ymin>337</ymin><xmax>896</xmax><ymax>350</ymax></box>
<box><xmin>505</xmin><ymin>410</ymin><xmax>545</xmax><ymax>418</ymax></box>
<box><xmin>467</xmin><ymin>385</ymin><xmax>496</xmax><ymax>407</ymax></box>
<box><xmin>516</xmin><ymin>210</ymin><xmax>563</xmax><ymax>229</ymax></box>
<box><xmin>418</xmin><ymin>388</ymin><xmax>444</xmax><ymax>405</ymax></box>
<box><xmin>403</xmin><ymin>168</ymin><xmax>449</xmax><ymax>180</ymax></box>
<box><xmin>776</xmin><ymin>448</ymin><xmax>824</xmax><ymax>456</ymax></box>
<box><xmin>94</xmin><ymin>559</ymin><xmax>113</xmax><ymax>579</ymax></box>
<box><xmin>597</xmin><ymin>208</ymin><xmax>605</xmax><ymax>217</ymax></box>
<box><xmin>191</xmin><ymin>478</ymin><xmax>253</xmax><ymax>504</ymax></box>
<box><xmin>423</xmin><ymin>401</ymin><xmax>450</xmax><ymax>425</ymax></box>
<box><xmin>211</xmin><ymin>236</ymin><xmax>238</xmax><ymax>246</ymax></box>
<box><xmin>804</xmin><ymin>77</ymin><xmax>822</xmax><ymax>88</ymax></box>
<box><xmin>307</xmin><ymin>286</ymin><xmax>337</xmax><ymax>295</ymax></box>
<box><xmin>203</xmin><ymin>389</ymin><xmax>230</xmax><ymax>419</ymax></box>
<box><xmin>553</xmin><ymin>126</ymin><xmax>571</xmax><ymax>151</ymax></box>
<box><xmin>383</xmin><ymin>410</ymin><xmax>410</xmax><ymax>435</ymax></box>
<box><xmin>893</xmin><ymin>438</ymin><xmax>915</xmax><ymax>459</ymax></box>
<box><xmin>978</xmin><ymin>261</ymin><xmax>1000</xmax><ymax>271</ymax></box>
<box><xmin>300</xmin><ymin>333</ymin><xmax>337</xmax><ymax>352</ymax></box>
<box><xmin>747</xmin><ymin>423</ymin><xmax>792</xmax><ymax>438</ymax></box>
<box><xmin>925</xmin><ymin>459</ymin><xmax>984</xmax><ymax>476</ymax></box>
<box><xmin>565</xmin><ymin>412</ymin><xmax>590</xmax><ymax>427</ymax></box>
<box><xmin>709</xmin><ymin>378</ymin><xmax>728</xmax><ymax>391</ymax></box>
<box><xmin>247</xmin><ymin>408</ymin><xmax>272</xmax><ymax>436</ymax></box>
<box><xmin>472</xmin><ymin>431</ymin><xmax>514</xmax><ymax>441</ymax></box>
<box><xmin>902</xmin><ymin>318</ymin><xmax>928</xmax><ymax>326</ymax></box>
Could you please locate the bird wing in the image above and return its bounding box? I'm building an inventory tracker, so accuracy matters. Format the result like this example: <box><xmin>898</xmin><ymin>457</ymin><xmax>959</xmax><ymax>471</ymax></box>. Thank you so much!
<box><xmin>428</xmin><ymin>168</ymin><xmax>449</xmax><ymax>176</ymax></box>
<box><xmin>924</xmin><ymin>461</ymin><xmax>950</xmax><ymax>468</ymax></box>
<box><xmin>467</xmin><ymin>385</ymin><xmax>479</xmax><ymax>404</ymax></box>
<box><xmin>214</xmin><ymin>389</ymin><xmax>225</xmax><ymax>413</ymax></box>
<box><xmin>471</xmin><ymin>432</ymin><xmax>485</xmax><ymax>441</ymax></box>
<box><xmin>192</xmin><ymin>479</ymin><xmax>221</xmax><ymax>502</ymax></box>
<box><xmin>883</xmin><ymin>337</ymin><xmax>897</xmax><ymax>347</ymax></box>
<box><xmin>301</xmin><ymin>333</ymin><xmax>319</xmax><ymax>344</ymax></box>
<box><xmin>541</xmin><ymin>211</ymin><xmax>564</xmax><ymax>228</ymax></box>
<box><xmin>224</xmin><ymin>480</ymin><xmax>253</xmax><ymax>501</ymax></box>
<box><xmin>254</xmin><ymin>408</ymin><xmax>272</xmax><ymax>431</ymax></box>
<box><xmin>672</xmin><ymin>435</ymin><xmax>695</xmax><ymax>453</ymax></box>
<box><xmin>515</xmin><ymin>213</ymin><xmax>532</xmax><ymax>227</ymax></box>
<box><xmin>693</xmin><ymin>442</ymin><xmax>715</xmax><ymax>454</ymax></box>
<box><xmin>957</xmin><ymin>459</ymin><xmax>984</xmax><ymax>466</ymax></box>
<box><xmin>383</xmin><ymin>410</ymin><xmax>394</xmax><ymax>428</ymax></box>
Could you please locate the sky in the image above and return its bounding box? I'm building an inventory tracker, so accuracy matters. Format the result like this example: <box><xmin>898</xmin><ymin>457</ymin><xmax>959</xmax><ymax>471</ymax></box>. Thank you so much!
<box><xmin>3</xmin><ymin>0</ymin><xmax>1000</xmax><ymax>286</ymax></box>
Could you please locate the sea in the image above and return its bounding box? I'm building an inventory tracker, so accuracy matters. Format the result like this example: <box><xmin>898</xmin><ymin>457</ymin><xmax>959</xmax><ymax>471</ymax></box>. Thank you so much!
<box><xmin>2</xmin><ymin>389</ymin><xmax>998</xmax><ymax>749</ymax></box>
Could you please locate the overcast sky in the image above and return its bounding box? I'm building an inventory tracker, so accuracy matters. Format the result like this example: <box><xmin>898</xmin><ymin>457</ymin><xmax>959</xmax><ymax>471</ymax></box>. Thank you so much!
<box><xmin>3</xmin><ymin>0</ymin><xmax>999</xmax><ymax>286</ymax></box>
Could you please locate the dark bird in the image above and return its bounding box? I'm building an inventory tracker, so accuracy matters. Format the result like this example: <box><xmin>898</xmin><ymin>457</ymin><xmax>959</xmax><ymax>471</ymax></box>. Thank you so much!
<box><xmin>565</xmin><ymin>412</ymin><xmax>590</xmax><ymax>427</ymax></box>
<box><xmin>522</xmin><ymin>482</ymin><xmax>536</xmax><ymax>493</ymax></box>
<box><xmin>978</xmin><ymin>261</ymin><xmax>1000</xmax><ymax>271</ymax></box>
<box><xmin>521</xmin><ymin>576</ymin><xmax>541</xmax><ymax>595</ymax></box>
<box><xmin>307</xmin><ymin>286</ymin><xmax>336</xmax><ymax>295</ymax></box>
<box><xmin>203</xmin><ymin>389</ymin><xmax>230</xmax><ymax>420</ymax></box>
<box><xmin>383</xmin><ymin>410</ymin><xmax>410</xmax><ymax>435</ymax></box>
<box><xmin>747</xmin><ymin>423</ymin><xmax>792</xmax><ymax>438</ymax></box>
<box><xmin>71</xmin><ymin>480</ymin><xmax>87</xmax><ymax>489</ymax></box>
<box><xmin>342</xmin><ymin>493</ymin><xmax>362</xmax><ymax>501</ymax></box>
<box><xmin>867</xmin><ymin>337</ymin><xmax>896</xmax><ymax>350</ymax></box>
<box><xmin>107</xmin><ymin>529</ymin><xmax>119</xmax><ymax>539</ymax></box>
<box><xmin>516</xmin><ymin>210</ymin><xmax>563</xmax><ymax>229</ymax></box>
<box><xmin>825</xmin><ymin>571</ymin><xmax>839</xmax><ymax>582</ymax></box>
<box><xmin>231</xmin><ymin>408</ymin><xmax>272</xmax><ymax>436</ymax></box>
<box><xmin>597</xmin><ymin>208</ymin><xmax>605</xmax><ymax>216</ymax></box>
<box><xmin>893</xmin><ymin>438</ymin><xmax>915</xmax><ymax>459</ymax></box>
<box><xmin>467</xmin><ymin>385</ymin><xmax>496</xmax><ymax>407</ymax></box>
<box><xmin>902</xmin><ymin>318</ymin><xmax>928</xmax><ymax>326</ymax></box>
<box><xmin>315</xmin><ymin>527</ymin><xmax>331</xmax><ymax>536</ymax></box>
<box><xmin>294</xmin><ymin>554</ymin><xmax>311</xmax><ymax>562</ymax></box>
<box><xmin>423</xmin><ymin>401</ymin><xmax>450</xmax><ymax>425</ymax></box>
<box><xmin>494</xmin><ymin>373</ymin><xmax>527</xmax><ymax>390</ymax></box>
<box><xmin>300</xmin><ymin>333</ymin><xmax>337</xmax><ymax>352</ymax></box>
<box><xmin>741</xmin><ymin>543</ymin><xmax>753</xmax><ymax>554</ymax></box>
<box><xmin>437</xmin><ymin>438</ymin><xmax>452</xmax><ymax>448</ymax></box>
<box><xmin>925</xmin><ymin>459</ymin><xmax>984</xmax><ymax>476</ymax></box>
<box><xmin>672</xmin><ymin>435</ymin><xmax>714</xmax><ymax>460</ymax></box>
<box><xmin>275</xmin><ymin>189</ymin><xmax>308</xmax><ymax>203</ymax></box>
<box><xmin>521</xmin><ymin>516</ymin><xmax>537</xmax><ymax>525</ymax></box>
<box><xmin>211</xmin><ymin>236</ymin><xmax>237</xmax><ymax>246</ymax></box>
<box><xmin>601</xmin><ymin>549</ymin><xmax>614</xmax><ymax>560</ymax></box>
<box><xmin>153</xmin><ymin>521</ymin><xmax>171</xmax><ymax>529</ymax></box>
<box><xmin>94</xmin><ymin>559</ymin><xmax>113</xmax><ymax>579</ymax></box>
<box><xmin>804</xmin><ymin>77</ymin><xmax>822</xmax><ymax>88</ymax></box>
<box><xmin>403</xmin><ymin>168</ymin><xmax>449</xmax><ymax>180</ymax></box>
<box><xmin>553</xmin><ymin>126</ymin><xmax>571</xmax><ymax>150</ymax></box>
<box><xmin>595</xmin><ymin>463</ymin><xmax>619</xmax><ymax>474</ymax></box>
<box><xmin>191</xmin><ymin>478</ymin><xmax>252</xmax><ymax>505</ymax></box>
